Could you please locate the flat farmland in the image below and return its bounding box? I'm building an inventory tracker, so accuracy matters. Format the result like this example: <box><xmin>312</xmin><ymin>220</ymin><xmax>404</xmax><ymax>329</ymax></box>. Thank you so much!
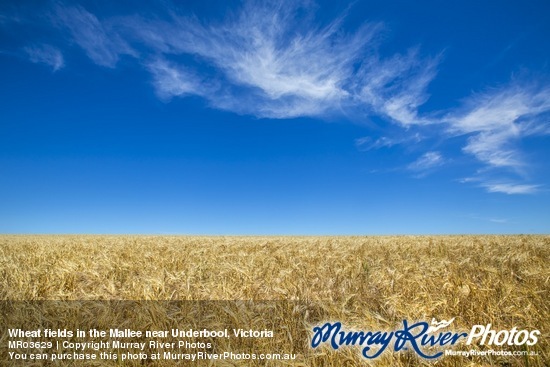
<box><xmin>0</xmin><ymin>235</ymin><xmax>548</xmax><ymax>366</ymax></box>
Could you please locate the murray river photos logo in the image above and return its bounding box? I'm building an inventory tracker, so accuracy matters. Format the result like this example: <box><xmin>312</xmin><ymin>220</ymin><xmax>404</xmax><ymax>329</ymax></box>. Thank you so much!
<box><xmin>310</xmin><ymin>318</ymin><xmax>540</xmax><ymax>359</ymax></box>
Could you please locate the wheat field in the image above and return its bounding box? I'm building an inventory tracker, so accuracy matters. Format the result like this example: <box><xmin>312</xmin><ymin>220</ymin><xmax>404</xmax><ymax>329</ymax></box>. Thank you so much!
<box><xmin>0</xmin><ymin>235</ymin><xmax>548</xmax><ymax>366</ymax></box>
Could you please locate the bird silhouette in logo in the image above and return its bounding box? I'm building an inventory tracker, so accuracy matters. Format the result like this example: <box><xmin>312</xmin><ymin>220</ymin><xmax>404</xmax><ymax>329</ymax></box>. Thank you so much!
<box><xmin>427</xmin><ymin>317</ymin><xmax>456</xmax><ymax>333</ymax></box>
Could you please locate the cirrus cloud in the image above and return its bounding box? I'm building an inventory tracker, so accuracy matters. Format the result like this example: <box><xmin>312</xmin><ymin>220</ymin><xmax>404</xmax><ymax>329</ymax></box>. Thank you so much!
<box><xmin>50</xmin><ymin>1</ymin><xmax>438</xmax><ymax>121</ymax></box>
<box><xmin>24</xmin><ymin>44</ymin><xmax>64</xmax><ymax>71</ymax></box>
<box><xmin>8</xmin><ymin>0</ymin><xmax>549</xmax><ymax>195</ymax></box>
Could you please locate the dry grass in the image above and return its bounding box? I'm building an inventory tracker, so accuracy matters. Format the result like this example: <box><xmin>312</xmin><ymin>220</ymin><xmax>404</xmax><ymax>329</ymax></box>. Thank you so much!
<box><xmin>0</xmin><ymin>235</ymin><xmax>548</xmax><ymax>366</ymax></box>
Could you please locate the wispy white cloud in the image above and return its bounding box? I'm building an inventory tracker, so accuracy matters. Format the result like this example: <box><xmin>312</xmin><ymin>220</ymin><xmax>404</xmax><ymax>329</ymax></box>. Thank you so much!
<box><xmin>407</xmin><ymin>151</ymin><xmax>445</xmax><ymax>172</ymax></box>
<box><xmin>355</xmin><ymin>132</ymin><xmax>422</xmax><ymax>151</ymax></box>
<box><xmin>445</xmin><ymin>83</ymin><xmax>550</xmax><ymax>172</ymax></box>
<box><xmin>355</xmin><ymin>49</ymin><xmax>440</xmax><ymax>125</ymax></box>
<box><xmin>355</xmin><ymin>136</ymin><xmax>394</xmax><ymax>150</ymax></box>
<box><xmin>146</xmin><ymin>58</ymin><xmax>206</xmax><ymax>100</ymax></box>
<box><xmin>48</xmin><ymin>1</ymin><xmax>438</xmax><ymax>120</ymax></box>
<box><xmin>357</xmin><ymin>80</ymin><xmax>550</xmax><ymax>190</ymax></box>
<box><xmin>440</xmin><ymin>83</ymin><xmax>550</xmax><ymax>193</ymax></box>
<box><xmin>24</xmin><ymin>44</ymin><xmax>64</xmax><ymax>71</ymax></box>
<box><xmin>482</xmin><ymin>182</ymin><xmax>540</xmax><ymax>195</ymax></box>
<box><xmin>459</xmin><ymin>176</ymin><xmax>542</xmax><ymax>194</ymax></box>
<box><xmin>54</xmin><ymin>5</ymin><xmax>135</xmax><ymax>68</ymax></box>
<box><xmin>125</xmin><ymin>1</ymin><xmax>385</xmax><ymax>118</ymax></box>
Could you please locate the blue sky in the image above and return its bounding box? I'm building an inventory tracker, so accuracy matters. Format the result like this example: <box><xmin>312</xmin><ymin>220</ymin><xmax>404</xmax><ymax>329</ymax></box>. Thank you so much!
<box><xmin>1</xmin><ymin>0</ymin><xmax>549</xmax><ymax>234</ymax></box>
